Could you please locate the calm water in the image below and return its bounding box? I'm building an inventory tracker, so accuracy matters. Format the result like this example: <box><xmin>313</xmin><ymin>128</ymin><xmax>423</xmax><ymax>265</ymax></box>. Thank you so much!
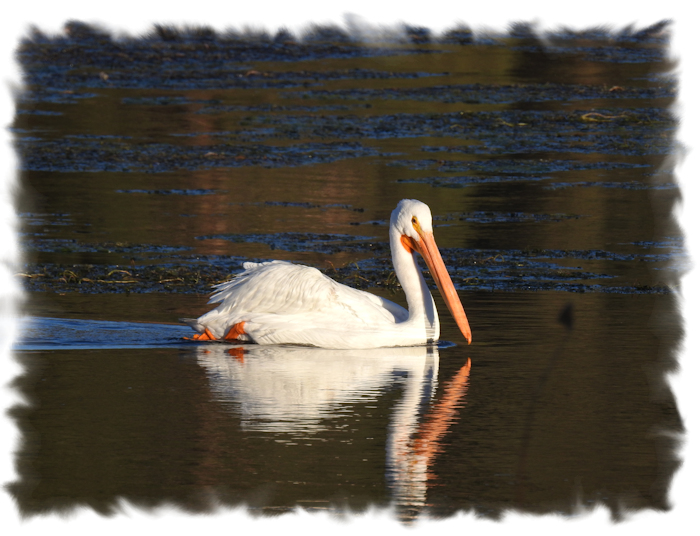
<box><xmin>10</xmin><ymin>22</ymin><xmax>682</xmax><ymax>521</ymax></box>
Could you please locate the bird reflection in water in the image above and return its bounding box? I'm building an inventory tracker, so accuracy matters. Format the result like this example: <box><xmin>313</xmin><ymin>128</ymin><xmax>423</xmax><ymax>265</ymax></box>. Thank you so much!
<box><xmin>388</xmin><ymin>357</ymin><xmax>472</xmax><ymax>520</ymax></box>
<box><xmin>195</xmin><ymin>344</ymin><xmax>471</xmax><ymax>520</ymax></box>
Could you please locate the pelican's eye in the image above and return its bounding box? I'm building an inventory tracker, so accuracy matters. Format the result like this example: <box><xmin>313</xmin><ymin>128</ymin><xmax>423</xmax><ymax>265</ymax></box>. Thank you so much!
<box><xmin>411</xmin><ymin>215</ymin><xmax>421</xmax><ymax>232</ymax></box>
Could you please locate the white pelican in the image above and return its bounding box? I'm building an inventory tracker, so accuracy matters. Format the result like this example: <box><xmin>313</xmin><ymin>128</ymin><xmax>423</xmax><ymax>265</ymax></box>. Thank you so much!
<box><xmin>183</xmin><ymin>199</ymin><xmax>472</xmax><ymax>349</ymax></box>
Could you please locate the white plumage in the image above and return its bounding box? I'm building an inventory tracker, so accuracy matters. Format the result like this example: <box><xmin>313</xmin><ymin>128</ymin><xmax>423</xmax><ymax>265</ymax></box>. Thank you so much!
<box><xmin>183</xmin><ymin>199</ymin><xmax>472</xmax><ymax>349</ymax></box>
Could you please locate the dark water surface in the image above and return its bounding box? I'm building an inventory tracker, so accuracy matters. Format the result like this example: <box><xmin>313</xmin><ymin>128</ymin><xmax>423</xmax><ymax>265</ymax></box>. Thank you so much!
<box><xmin>10</xmin><ymin>22</ymin><xmax>683</xmax><ymax>521</ymax></box>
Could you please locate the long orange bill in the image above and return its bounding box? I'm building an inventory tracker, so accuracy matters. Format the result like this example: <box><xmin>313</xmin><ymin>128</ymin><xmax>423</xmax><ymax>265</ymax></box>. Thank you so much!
<box><xmin>414</xmin><ymin>230</ymin><xmax>472</xmax><ymax>344</ymax></box>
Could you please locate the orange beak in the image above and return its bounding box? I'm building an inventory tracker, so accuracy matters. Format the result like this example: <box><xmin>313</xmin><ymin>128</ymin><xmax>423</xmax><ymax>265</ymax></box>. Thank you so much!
<box><xmin>403</xmin><ymin>230</ymin><xmax>472</xmax><ymax>344</ymax></box>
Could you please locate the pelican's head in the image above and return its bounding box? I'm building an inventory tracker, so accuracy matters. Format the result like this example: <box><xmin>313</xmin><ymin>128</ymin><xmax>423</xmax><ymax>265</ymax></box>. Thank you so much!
<box><xmin>391</xmin><ymin>199</ymin><xmax>434</xmax><ymax>241</ymax></box>
<box><xmin>391</xmin><ymin>199</ymin><xmax>472</xmax><ymax>344</ymax></box>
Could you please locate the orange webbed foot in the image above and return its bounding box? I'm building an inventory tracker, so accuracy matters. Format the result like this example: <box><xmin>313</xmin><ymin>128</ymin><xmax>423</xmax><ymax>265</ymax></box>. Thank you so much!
<box><xmin>183</xmin><ymin>327</ymin><xmax>217</xmax><ymax>341</ymax></box>
<box><xmin>224</xmin><ymin>321</ymin><xmax>246</xmax><ymax>341</ymax></box>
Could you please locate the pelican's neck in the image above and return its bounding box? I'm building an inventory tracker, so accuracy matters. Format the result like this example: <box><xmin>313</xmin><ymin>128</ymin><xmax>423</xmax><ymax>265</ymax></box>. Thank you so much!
<box><xmin>390</xmin><ymin>227</ymin><xmax>440</xmax><ymax>339</ymax></box>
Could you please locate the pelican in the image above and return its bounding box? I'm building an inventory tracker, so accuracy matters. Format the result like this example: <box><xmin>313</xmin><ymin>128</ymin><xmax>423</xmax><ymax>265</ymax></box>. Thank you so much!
<box><xmin>182</xmin><ymin>199</ymin><xmax>472</xmax><ymax>349</ymax></box>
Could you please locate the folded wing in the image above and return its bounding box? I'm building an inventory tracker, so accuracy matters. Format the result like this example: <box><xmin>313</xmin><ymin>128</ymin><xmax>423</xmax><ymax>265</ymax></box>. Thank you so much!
<box><xmin>208</xmin><ymin>261</ymin><xmax>408</xmax><ymax>325</ymax></box>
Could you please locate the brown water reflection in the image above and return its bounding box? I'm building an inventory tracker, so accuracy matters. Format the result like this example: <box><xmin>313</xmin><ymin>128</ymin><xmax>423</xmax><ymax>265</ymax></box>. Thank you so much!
<box><xmin>10</xmin><ymin>288</ymin><xmax>681</xmax><ymax>519</ymax></box>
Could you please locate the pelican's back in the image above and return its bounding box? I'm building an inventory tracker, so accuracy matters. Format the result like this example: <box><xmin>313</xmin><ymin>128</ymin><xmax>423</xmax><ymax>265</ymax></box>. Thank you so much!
<box><xmin>209</xmin><ymin>261</ymin><xmax>340</xmax><ymax>315</ymax></box>
<box><xmin>194</xmin><ymin>261</ymin><xmax>409</xmax><ymax>340</ymax></box>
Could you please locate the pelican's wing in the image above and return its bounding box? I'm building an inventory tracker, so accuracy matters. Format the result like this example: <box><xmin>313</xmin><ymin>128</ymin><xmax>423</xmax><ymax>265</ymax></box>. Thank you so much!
<box><xmin>209</xmin><ymin>261</ymin><xmax>408</xmax><ymax>323</ymax></box>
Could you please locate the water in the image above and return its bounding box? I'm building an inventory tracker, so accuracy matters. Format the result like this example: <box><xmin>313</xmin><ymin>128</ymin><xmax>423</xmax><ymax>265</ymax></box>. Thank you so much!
<box><xmin>10</xmin><ymin>22</ymin><xmax>682</xmax><ymax>521</ymax></box>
